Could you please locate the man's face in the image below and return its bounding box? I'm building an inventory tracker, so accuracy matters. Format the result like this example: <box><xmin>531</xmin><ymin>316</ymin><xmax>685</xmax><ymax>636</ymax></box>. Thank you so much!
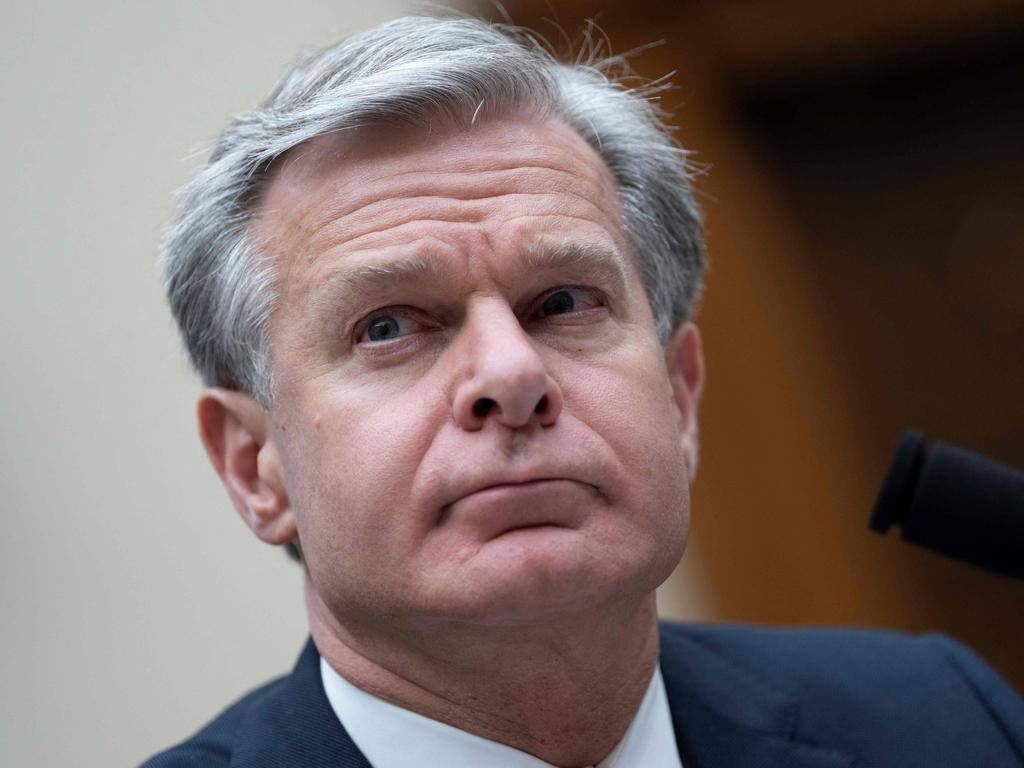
<box><xmin>254</xmin><ymin>115</ymin><xmax>698</xmax><ymax>630</ymax></box>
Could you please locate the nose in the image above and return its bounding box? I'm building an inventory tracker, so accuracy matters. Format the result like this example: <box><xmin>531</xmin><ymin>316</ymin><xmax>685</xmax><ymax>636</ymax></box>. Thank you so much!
<box><xmin>452</xmin><ymin>305</ymin><xmax>563</xmax><ymax>431</ymax></box>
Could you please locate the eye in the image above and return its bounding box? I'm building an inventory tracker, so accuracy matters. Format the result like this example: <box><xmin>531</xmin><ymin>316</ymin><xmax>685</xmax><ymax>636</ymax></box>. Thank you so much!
<box><xmin>355</xmin><ymin>309</ymin><xmax>425</xmax><ymax>345</ymax></box>
<box><xmin>532</xmin><ymin>287</ymin><xmax>604</xmax><ymax>320</ymax></box>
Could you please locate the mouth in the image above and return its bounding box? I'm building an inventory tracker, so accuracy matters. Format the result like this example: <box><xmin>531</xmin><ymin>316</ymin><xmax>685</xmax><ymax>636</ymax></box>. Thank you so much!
<box><xmin>439</xmin><ymin>477</ymin><xmax>599</xmax><ymax>538</ymax></box>
<box><xmin>443</xmin><ymin>475</ymin><xmax>590</xmax><ymax>508</ymax></box>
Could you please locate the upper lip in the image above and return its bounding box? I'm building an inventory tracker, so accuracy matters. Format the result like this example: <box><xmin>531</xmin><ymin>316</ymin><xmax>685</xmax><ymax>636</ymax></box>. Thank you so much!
<box><xmin>463</xmin><ymin>476</ymin><xmax>574</xmax><ymax>497</ymax></box>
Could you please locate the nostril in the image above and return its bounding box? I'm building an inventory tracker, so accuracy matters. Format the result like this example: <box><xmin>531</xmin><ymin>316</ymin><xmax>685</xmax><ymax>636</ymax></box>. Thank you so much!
<box><xmin>472</xmin><ymin>398</ymin><xmax>497</xmax><ymax>418</ymax></box>
<box><xmin>534</xmin><ymin>395</ymin><xmax>548</xmax><ymax>414</ymax></box>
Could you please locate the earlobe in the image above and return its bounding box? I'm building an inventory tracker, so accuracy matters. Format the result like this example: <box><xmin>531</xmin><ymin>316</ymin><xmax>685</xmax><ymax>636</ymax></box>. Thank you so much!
<box><xmin>665</xmin><ymin>322</ymin><xmax>705</xmax><ymax>479</ymax></box>
<box><xmin>197</xmin><ymin>388</ymin><xmax>297</xmax><ymax>547</ymax></box>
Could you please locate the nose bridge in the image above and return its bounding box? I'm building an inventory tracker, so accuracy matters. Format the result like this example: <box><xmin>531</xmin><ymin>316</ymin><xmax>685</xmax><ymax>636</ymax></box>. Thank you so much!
<box><xmin>452</xmin><ymin>298</ymin><xmax>562</xmax><ymax>430</ymax></box>
<box><xmin>474</xmin><ymin>299</ymin><xmax>543</xmax><ymax>378</ymax></box>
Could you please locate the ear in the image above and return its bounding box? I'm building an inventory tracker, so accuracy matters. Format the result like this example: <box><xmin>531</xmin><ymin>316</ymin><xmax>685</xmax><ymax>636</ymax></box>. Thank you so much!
<box><xmin>665</xmin><ymin>322</ymin><xmax>705</xmax><ymax>479</ymax></box>
<box><xmin>196</xmin><ymin>388</ymin><xmax>297</xmax><ymax>547</ymax></box>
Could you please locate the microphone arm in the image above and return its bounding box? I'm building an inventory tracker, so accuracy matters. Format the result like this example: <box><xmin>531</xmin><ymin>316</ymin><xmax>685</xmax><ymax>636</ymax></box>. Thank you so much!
<box><xmin>870</xmin><ymin>429</ymin><xmax>1024</xmax><ymax>580</ymax></box>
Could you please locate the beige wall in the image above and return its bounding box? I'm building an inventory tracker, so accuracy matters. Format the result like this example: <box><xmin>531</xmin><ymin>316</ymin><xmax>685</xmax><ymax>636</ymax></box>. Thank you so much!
<box><xmin>0</xmin><ymin>3</ymin><xmax>420</xmax><ymax>765</ymax></box>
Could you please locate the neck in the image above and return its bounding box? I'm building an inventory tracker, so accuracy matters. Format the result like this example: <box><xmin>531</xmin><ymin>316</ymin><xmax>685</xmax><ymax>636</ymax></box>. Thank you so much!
<box><xmin>306</xmin><ymin>576</ymin><xmax>661</xmax><ymax>768</ymax></box>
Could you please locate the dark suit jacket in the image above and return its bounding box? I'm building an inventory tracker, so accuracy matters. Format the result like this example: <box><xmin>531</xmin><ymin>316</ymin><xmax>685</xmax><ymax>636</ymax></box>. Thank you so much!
<box><xmin>141</xmin><ymin>623</ymin><xmax>1024</xmax><ymax>767</ymax></box>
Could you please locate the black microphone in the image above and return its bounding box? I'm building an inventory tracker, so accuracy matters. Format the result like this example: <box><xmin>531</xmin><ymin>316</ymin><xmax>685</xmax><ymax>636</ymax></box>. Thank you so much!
<box><xmin>870</xmin><ymin>430</ymin><xmax>1024</xmax><ymax>580</ymax></box>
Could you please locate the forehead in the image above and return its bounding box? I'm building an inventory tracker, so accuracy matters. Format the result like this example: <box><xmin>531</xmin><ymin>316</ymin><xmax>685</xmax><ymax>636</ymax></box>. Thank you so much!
<box><xmin>254</xmin><ymin>115</ymin><xmax>625</xmax><ymax>257</ymax></box>
<box><xmin>262</xmin><ymin>114</ymin><xmax>614</xmax><ymax>203</ymax></box>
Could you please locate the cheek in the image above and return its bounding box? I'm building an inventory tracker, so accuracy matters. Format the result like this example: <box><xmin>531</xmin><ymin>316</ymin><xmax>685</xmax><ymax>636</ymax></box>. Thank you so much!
<box><xmin>276</xmin><ymin>385</ymin><xmax>445</xmax><ymax>592</ymax></box>
<box><xmin>565</xmin><ymin>350</ymin><xmax>684</xmax><ymax>472</ymax></box>
<box><xmin>563</xmin><ymin>350</ymin><xmax>690</xmax><ymax>537</ymax></box>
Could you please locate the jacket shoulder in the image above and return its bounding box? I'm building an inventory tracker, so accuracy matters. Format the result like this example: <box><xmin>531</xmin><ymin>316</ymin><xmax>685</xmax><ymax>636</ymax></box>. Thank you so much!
<box><xmin>138</xmin><ymin>674</ymin><xmax>290</xmax><ymax>768</ymax></box>
<box><xmin>659</xmin><ymin>621</ymin><xmax>1024</xmax><ymax>762</ymax></box>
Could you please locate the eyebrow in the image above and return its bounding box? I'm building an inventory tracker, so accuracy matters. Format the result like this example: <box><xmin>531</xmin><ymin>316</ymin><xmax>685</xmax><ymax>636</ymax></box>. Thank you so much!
<box><xmin>310</xmin><ymin>239</ymin><xmax>630</xmax><ymax>316</ymax></box>
<box><xmin>310</xmin><ymin>253</ymin><xmax>448</xmax><ymax>314</ymax></box>
<box><xmin>521</xmin><ymin>240</ymin><xmax>629</xmax><ymax>293</ymax></box>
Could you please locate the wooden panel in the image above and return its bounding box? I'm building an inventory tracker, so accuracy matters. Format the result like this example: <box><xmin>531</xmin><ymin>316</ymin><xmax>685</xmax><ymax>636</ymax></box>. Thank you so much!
<box><xmin>693</xmin><ymin>0</ymin><xmax>1024</xmax><ymax>78</ymax></box>
<box><xmin>464</xmin><ymin>0</ymin><xmax>1024</xmax><ymax>690</ymax></box>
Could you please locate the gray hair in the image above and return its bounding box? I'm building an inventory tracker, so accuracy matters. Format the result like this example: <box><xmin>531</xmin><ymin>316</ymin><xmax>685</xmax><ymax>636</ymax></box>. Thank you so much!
<box><xmin>164</xmin><ymin>15</ymin><xmax>705</xmax><ymax>409</ymax></box>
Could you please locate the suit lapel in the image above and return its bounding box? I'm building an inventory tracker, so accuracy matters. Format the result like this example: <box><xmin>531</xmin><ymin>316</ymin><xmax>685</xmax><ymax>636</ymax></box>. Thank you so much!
<box><xmin>230</xmin><ymin>638</ymin><xmax>373</xmax><ymax>768</ymax></box>
<box><xmin>659</xmin><ymin>624</ymin><xmax>855</xmax><ymax>768</ymax></box>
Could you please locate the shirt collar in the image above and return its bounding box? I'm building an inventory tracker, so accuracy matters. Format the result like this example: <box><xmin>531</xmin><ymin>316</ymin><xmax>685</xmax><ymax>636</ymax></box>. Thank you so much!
<box><xmin>320</xmin><ymin>657</ymin><xmax>683</xmax><ymax>768</ymax></box>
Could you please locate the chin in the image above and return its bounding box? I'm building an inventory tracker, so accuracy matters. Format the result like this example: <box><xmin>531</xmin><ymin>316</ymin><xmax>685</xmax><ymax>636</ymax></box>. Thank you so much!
<box><xmin>421</xmin><ymin>524</ymin><xmax>687</xmax><ymax>627</ymax></box>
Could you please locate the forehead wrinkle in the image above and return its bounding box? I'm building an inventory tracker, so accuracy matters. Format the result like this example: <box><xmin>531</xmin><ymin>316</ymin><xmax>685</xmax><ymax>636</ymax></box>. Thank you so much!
<box><xmin>361</xmin><ymin>161</ymin><xmax>597</xmax><ymax>189</ymax></box>
<box><xmin>308</xmin><ymin>188</ymin><xmax>616</xmax><ymax>261</ymax></box>
<box><xmin>257</xmin><ymin>113</ymin><xmax>621</xmax><ymax>247</ymax></box>
<box><xmin>293</xmin><ymin>166</ymin><xmax>609</xmax><ymax>257</ymax></box>
<box><xmin>294</xmin><ymin>159</ymin><xmax>594</xmax><ymax>227</ymax></box>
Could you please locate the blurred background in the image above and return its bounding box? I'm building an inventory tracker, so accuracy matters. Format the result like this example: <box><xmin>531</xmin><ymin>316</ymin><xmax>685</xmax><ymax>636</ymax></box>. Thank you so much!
<box><xmin>3</xmin><ymin>1</ymin><xmax>1022</xmax><ymax>765</ymax></box>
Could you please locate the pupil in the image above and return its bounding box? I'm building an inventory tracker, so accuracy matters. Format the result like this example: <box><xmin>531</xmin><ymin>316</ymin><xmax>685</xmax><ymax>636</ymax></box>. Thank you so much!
<box><xmin>368</xmin><ymin>316</ymin><xmax>400</xmax><ymax>341</ymax></box>
<box><xmin>544</xmin><ymin>291</ymin><xmax>575</xmax><ymax>315</ymax></box>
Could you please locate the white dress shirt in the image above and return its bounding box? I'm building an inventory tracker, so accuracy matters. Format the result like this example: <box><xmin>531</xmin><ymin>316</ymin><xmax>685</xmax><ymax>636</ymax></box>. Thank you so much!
<box><xmin>321</xmin><ymin>656</ymin><xmax>683</xmax><ymax>768</ymax></box>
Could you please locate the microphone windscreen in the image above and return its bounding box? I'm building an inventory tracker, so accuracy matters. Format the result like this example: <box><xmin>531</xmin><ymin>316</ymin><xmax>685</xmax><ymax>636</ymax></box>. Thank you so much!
<box><xmin>903</xmin><ymin>440</ymin><xmax>1024</xmax><ymax>579</ymax></box>
<box><xmin>872</xmin><ymin>430</ymin><xmax>1024</xmax><ymax>579</ymax></box>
